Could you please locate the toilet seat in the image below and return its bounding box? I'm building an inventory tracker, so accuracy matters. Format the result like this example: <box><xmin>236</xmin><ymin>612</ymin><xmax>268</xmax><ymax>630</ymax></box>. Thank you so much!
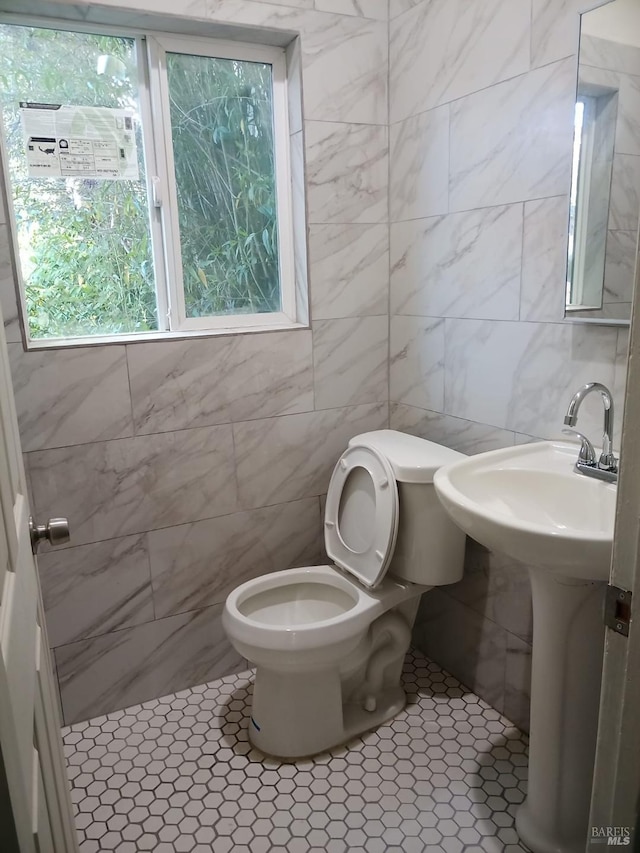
<box><xmin>324</xmin><ymin>444</ymin><xmax>399</xmax><ymax>589</ymax></box>
<box><xmin>223</xmin><ymin>564</ymin><xmax>417</xmax><ymax>654</ymax></box>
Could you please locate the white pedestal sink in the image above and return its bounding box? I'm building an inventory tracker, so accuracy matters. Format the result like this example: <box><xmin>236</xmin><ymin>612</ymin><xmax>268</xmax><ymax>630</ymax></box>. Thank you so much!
<box><xmin>434</xmin><ymin>441</ymin><xmax>617</xmax><ymax>853</ymax></box>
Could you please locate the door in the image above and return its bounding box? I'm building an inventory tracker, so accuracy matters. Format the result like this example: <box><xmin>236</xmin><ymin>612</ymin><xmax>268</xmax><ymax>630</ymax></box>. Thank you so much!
<box><xmin>0</xmin><ymin>326</ymin><xmax>77</xmax><ymax>844</ymax></box>
<box><xmin>589</xmin><ymin>265</ymin><xmax>640</xmax><ymax>843</ymax></box>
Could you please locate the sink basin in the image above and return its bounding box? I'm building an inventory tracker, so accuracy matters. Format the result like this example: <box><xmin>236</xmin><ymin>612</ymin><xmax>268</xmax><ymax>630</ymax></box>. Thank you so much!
<box><xmin>434</xmin><ymin>439</ymin><xmax>616</xmax><ymax>580</ymax></box>
<box><xmin>433</xmin><ymin>439</ymin><xmax>617</xmax><ymax>853</ymax></box>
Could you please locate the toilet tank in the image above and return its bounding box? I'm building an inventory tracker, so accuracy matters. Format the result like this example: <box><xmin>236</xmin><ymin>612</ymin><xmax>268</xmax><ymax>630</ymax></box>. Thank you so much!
<box><xmin>348</xmin><ymin>430</ymin><xmax>467</xmax><ymax>586</ymax></box>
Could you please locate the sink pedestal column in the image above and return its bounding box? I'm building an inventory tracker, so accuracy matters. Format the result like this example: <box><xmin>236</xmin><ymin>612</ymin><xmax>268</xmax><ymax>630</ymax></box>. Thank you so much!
<box><xmin>516</xmin><ymin>569</ymin><xmax>606</xmax><ymax>853</ymax></box>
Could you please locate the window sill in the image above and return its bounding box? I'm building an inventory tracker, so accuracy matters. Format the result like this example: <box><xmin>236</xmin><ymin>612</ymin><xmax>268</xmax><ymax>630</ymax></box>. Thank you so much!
<box><xmin>24</xmin><ymin>319</ymin><xmax>310</xmax><ymax>351</ymax></box>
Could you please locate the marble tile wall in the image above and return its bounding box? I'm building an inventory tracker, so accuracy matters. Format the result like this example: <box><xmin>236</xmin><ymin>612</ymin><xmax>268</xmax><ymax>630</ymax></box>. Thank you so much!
<box><xmin>0</xmin><ymin>0</ymin><xmax>390</xmax><ymax>724</ymax></box>
<box><xmin>576</xmin><ymin>35</ymin><xmax>640</xmax><ymax>319</ymax></box>
<box><xmin>389</xmin><ymin>0</ymin><xmax>631</xmax><ymax>731</ymax></box>
<box><xmin>3</xmin><ymin>0</ymin><xmax>634</xmax><ymax>734</ymax></box>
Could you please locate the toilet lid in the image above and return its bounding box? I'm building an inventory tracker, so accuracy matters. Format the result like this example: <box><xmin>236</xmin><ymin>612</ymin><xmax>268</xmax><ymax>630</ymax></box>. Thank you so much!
<box><xmin>324</xmin><ymin>445</ymin><xmax>399</xmax><ymax>589</ymax></box>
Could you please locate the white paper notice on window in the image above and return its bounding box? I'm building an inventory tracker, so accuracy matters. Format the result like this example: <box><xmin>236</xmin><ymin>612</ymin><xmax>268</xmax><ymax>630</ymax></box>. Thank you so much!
<box><xmin>20</xmin><ymin>102</ymin><xmax>139</xmax><ymax>180</ymax></box>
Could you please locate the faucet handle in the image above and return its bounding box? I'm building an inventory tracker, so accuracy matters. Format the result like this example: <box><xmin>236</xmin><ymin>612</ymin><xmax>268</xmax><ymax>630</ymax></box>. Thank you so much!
<box><xmin>562</xmin><ymin>428</ymin><xmax>597</xmax><ymax>466</ymax></box>
<box><xmin>598</xmin><ymin>447</ymin><xmax>618</xmax><ymax>473</ymax></box>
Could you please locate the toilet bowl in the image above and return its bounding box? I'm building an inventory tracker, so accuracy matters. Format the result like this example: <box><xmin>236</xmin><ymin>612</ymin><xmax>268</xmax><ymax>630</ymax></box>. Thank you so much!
<box><xmin>223</xmin><ymin>430</ymin><xmax>467</xmax><ymax>759</ymax></box>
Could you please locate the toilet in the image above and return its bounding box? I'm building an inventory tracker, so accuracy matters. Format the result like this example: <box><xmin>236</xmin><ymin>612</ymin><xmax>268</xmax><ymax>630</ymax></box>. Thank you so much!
<box><xmin>223</xmin><ymin>430</ymin><xmax>466</xmax><ymax>759</ymax></box>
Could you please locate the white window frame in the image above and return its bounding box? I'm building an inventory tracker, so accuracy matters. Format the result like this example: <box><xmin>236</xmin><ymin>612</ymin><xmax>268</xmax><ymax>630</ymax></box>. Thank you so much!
<box><xmin>0</xmin><ymin>17</ymin><xmax>301</xmax><ymax>348</ymax></box>
<box><xmin>148</xmin><ymin>34</ymin><xmax>296</xmax><ymax>333</ymax></box>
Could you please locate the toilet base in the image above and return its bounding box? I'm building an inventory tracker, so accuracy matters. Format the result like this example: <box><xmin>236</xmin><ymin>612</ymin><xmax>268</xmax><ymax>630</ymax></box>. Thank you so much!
<box><xmin>248</xmin><ymin>664</ymin><xmax>406</xmax><ymax>761</ymax></box>
<box><xmin>343</xmin><ymin>685</ymin><xmax>406</xmax><ymax>741</ymax></box>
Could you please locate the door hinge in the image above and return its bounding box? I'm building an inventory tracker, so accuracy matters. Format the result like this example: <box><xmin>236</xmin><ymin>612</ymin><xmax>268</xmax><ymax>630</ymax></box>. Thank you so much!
<box><xmin>604</xmin><ymin>584</ymin><xmax>632</xmax><ymax>636</ymax></box>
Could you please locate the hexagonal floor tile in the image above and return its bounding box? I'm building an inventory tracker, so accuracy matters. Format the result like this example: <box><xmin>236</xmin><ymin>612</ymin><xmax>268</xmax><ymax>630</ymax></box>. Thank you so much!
<box><xmin>62</xmin><ymin>648</ymin><xmax>529</xmax><ymax>852</ymax></box>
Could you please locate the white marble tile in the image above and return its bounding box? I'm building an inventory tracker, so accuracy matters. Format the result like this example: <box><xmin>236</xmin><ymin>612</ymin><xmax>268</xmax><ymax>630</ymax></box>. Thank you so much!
<box><xmin>389</xmin><ymin>0</ymin><xmax>422</xmax><ymax>18</ymax></box>
<box><xmin>389</xmin><ymin>0</ymin><xmax>530</xmax><ymax>123</ymax></box>
<box><xmin>608</xmin><ymin>154</ymin><xmax>640</xmax><ymax>232</ymax></box>
<box><xmin>577</xmin><ymin>61</ymin><xmax>617</xmax><ymax>97</ymax></box>
<box><xmin>231</xmin><ymin>334</ymin><xmax>309</xmax><ymax>425</ymax></box>
<box><xmin>413</xmin><ymin>589</ymin><xmax>507</xmax><ymax>714</ymax></box>
<box><xmin>580</xmin><ymin>34</ymin><xmax>640</xmax><ymax>77</ymax></box>
<box><xmin>313</xmin><ymin>316</ymin><xmax>388</xmax><ymax>409</ymax></box>
<box><xmin>531</xmin><ymin>0</ymin><xmax>581</xmax><ymax>68</ymax></box>
<box><xmin>207</xmin><ymin>0</ymin><xmax>387</xmax><ymax>29</ymax></box>
<box><xmin>264</xmin><ymin>0</ymin><xmax>315</xmax><ymax>8</ymax></box>
<box><xmin>389</xmin><ymin>316</ymin><xmax>444</xmax><ymax>411</ymax></box>
<box><xmin>9</xmin><ymin>344</ymin><xmax>133</xmax><ymax>451</ymax></box>
<box><xmin>458</xmin><ymin>547</ymin><xmax>534</xmax><ymax>645</ymax></box>
<box><xmin>29</xmin><ymin>426</ymin><xmax>237</xmax><ymax>546</ymax></box>
<box><xmin>520</xmin><ymin>196</ymin><xmax>570</xmax><ymax>323</ymax></box>
<box><xmin>85</xmin><ymin>0</ymin><xmax>208</xmax><ymax>18</ymax></box>
<box><xmin>583</xmin><ymin>66</ymin><xmax>640</xmax><ymax>159</ymax></box>
<box><xmin>442</xmin><ymin>539</ymin><xmax>491</xmax><ymax>609</ymax></box>
<box><xmin>504</xmin><ymin>633</ymin><xmax>532</xmax><ymax>733</ymax></box>
<box><xmin>234</xmin><ymin>402</ymin><xmax>388</xmax><ymax>508</ymax></box>
<box><xmin>571</xmin><ymin>302</ymin><xmax>632</xmax><ymax>325</ymax></box>
<box><xmin>514</xmin><ymin>432</ymin><xmax>543</xmax><ymax>446</ymax></box>
<box><xmin>195</xmin><ymin>0</ymin><xmax>387</xmax><ymax>123</ymax></box>
<box><xmin>595</xmin><ymin>302</ymin><xmax>633</xmax><ymax>320</ymax></box>
<box><xmin>55</xmin><ymin>604</ymin><xmax>243</xmax><ymax>724</ymax></box>
<box><xmin>290</xmin><ymin>131</ymin><xmax>310</xmax><ymax>324</ymax></box>
<box><xmin>389</xmin><ymin>106</ymin><xmax>449</xmax><ymax>221</ymax></box>
<box><xmin>0</xmin><ymin>224</ymin><xmax>21</xmax><ymax>344</ymax></box>
<box><xmin>616</xmin><ymin>73</ymin><xmax>640</xmax><ymax>157</ymax></box>
<box><xmin>38</xmin><ymin>535</ymin><xmax>153</xmax><ymax>648</ymax></box>
<box><xmin>444</xmin><ymin>319</ymin><xmax>619</xmax><ymax>439</ymax></box>
<box><xmin>390</xmin><ymin>403</ymin><xmax>516</xmax><ymax>455</ymax></box>
<box><xmin>449</xmin><ymin>58</ymin><xmax>576</xmax><ymax>212</ymax></box>
<box><xmin>390</xmin><ymin>204</ymin><xmax>523</xmax><ymax>320</ymax></box>
<box><xmin>604</xmin><ymin>230</ymin><xmax>638</xmax><ymax>304</ymax></box>
<box><xmin>305</xmin><ymin>121</ymin><xmax>388</xmax><ymax>224</ymax></box>
<box><xmin>128</xmin><ymin>330</ymin><xmax>313</xmax><ymax>435</ymax></box>
<box><xmin>148</xmin><ymin>497</ymin><xmax>322</xmax><ymax>618</ymax></box>
<box><xmin>202</xmin><ymin>0</ymin><xmax>312</xmax><ymax>33</ymax></box>
<box><xmin>314</xmin><ymin>0</ymin><xmax>388</xmax><ymax>19</ymax></box>
<box><xmin>302</xmin><ymin>16</ymin><xmax>387</xmax><ymax>124</ymax></box>
<box><xmin>613</xmin><ymin>328</ymin><xmax>629</xmax><ymax>447</ymax></box>
<box><xmin>309</xmin><ymin>223</ymin><xmax>388</xmax><ymax>319</ymax></box>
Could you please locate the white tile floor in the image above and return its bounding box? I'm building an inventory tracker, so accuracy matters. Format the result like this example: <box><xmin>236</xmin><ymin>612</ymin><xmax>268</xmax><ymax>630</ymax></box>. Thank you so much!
<box><xmin>62</xmin><ymin>648</ymin><xmax>530</xmax><ymax>852</ymax></box>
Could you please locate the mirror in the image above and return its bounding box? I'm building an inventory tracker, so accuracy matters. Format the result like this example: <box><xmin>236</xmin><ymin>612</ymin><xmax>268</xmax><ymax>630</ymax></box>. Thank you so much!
<box><xmin>565</xmin><ymin>0</ymin><xmax>640</xmax><ymax>323</ymax></box>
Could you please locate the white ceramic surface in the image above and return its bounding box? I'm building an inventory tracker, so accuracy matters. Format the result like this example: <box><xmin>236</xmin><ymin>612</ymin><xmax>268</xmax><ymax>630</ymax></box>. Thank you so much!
<box><xmin>223</xmin><ymin>564</ymin><xmax>420</xmax><ymax>758</ymax></box>
<box><xmin>434</xmin><ymin>439</ymin><xmax>616</xmax><ymax>580</ymax></box>
<box><xmin>434</xmin><ymin>438</ymin><xmax>615</xmax><ymax>853</ymax></box>
<box><xmin>222</xmin><ymin>431</ymin><xmax>467</xmax><ymax>759</ymax></box>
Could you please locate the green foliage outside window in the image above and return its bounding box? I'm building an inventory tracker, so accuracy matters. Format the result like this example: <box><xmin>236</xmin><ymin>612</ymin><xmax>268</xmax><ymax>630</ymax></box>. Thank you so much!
<box><xmin>167</xmin><ymin>52</ymin><xmax>280</xmax><ymax>318</ymax></box>
<box><xmin>0</xmin><ymin>25</ymin><xmax>280</xmax><ymax>339</ymax></box>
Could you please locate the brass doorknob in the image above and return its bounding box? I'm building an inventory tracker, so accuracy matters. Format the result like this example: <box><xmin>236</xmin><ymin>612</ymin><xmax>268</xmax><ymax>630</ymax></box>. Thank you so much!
<box><xmin>29</xmin><ymin>516</ymin><xmax>70</xmax><ymax>554</ymax></box>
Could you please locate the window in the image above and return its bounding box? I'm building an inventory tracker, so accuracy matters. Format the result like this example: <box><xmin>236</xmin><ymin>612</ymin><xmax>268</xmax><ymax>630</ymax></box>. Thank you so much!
<box><xmin>566</xmin><ymin>90</ymin><xmax>617</xmax><ymax>312</ymax></box>
<box><xmin>0</xmin><ymin>22</ymin><xmax>298</xmax><ymax>344</ymax></box>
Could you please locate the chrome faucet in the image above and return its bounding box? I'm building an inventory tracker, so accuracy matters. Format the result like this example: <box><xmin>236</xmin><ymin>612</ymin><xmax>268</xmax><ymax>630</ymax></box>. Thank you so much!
<box><xmin>563</xmin><ymin>382</ymin><xmax>618</xmax><ymax>483</ymax></box>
